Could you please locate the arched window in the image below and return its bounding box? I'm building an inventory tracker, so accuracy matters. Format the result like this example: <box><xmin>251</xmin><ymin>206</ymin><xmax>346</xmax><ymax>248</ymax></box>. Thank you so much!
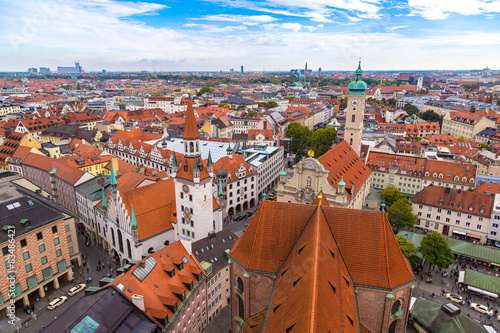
<box><xmin>118</xmin><ymin>230</ymin><xmax>124</xmax><ymax>253</ymax></box>
<box><xmin>111</xmin><ymin>228</ymin><xmax>116</xmax><ymax>246</ymax></box>
<box><xmin>238</xmin><ymin>295</ymin><xmax>244</xmax><ymax>319</ymax></box>
<box><xmin>164</xmin><ymin>240</ymin><xmax>170</xmax><ymax>246</ymax></box>
<box><xmin>350</xmin><ymin>138</ymin><xmax>353</xmax><ymax>145</ymax></box>
<box><xmin>462</xmin><ymin>177</ymin><xmax>467</xmax><ymax>182</ymax></box>
<box><xmin>470</xmin><ymin>178</ymin><xmax>475</xmax><ymax>183</ymax></box>
<box><xmin>391</xmin><ymin>300</ymin><xmax>401</xmax><ymax>315</ymax></box>
<box><xmin>454</xmin><ymin>176</ymin><xmax>459</xmax><ymax>181</ymax></box>
<box><xmin>433</xmin><ymin>173</ymin><xmax>437</xmax><ymax>178</ymax></box>
<box><xmin>237</xmin><ymin>277</ymin><xmax>244</xmax><ymax>293</ymax></box>
<box><xmin>307</xmin><ymin>177</ymin><xmax>312</xmax><ymax>187</ymax></box>
<box><xmin>352</xmin><ymin>115</ymin><xmax>356</xmax><ymax>123</ymax></box>
<box><xmin>388</xmin><ymin>321</ymin><xmax>397</xmax><ymax>333</ymax></box>
<box><xmin>127</xmin><ymin>239</ymin><xmax>132</xmax><ymax>258</ymax></box>
<box><xmin>439</xmin><ymin>174</ymin><xmax>443</xmax><ymax>179</ymax></box>
<box><xmin>189</xmin><ymin>142</ymin><xmax>194</xmax><ymax>153</ymax></box>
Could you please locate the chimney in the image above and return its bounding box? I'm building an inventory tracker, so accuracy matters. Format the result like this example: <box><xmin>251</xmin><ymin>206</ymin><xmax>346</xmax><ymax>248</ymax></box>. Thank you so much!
<box><xmin>139</xmin><ymin>260</ymin><xmax>146</xmax><ymax>268</ymax></box>
<box><xmin>131</xmin><ymin>294</ymin><xmax>145</xmax><ymax>311</ymax></box>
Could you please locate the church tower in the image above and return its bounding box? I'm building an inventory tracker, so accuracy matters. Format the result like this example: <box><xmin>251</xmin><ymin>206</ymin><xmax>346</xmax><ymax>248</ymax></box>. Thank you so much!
<box><xmin>174</xmin><ymin>99</ymin><xmax>222</xmax><ymax>241</ymax></box>
<box><xmin>344</xmin><ymin>60</ymin><xmax>367</xmax><ymax>156</ymax></box>
<box><xmin>417</xmin><ymin>74</ymin><xmax>423</xmax><ymax>91</ymax></box>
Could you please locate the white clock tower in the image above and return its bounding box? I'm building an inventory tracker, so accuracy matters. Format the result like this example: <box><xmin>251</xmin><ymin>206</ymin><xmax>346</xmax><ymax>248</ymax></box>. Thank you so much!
<box><xmin>344</xmin><ymin>60</ymin><xmax>367</xmax><ymax>156</ymax></box>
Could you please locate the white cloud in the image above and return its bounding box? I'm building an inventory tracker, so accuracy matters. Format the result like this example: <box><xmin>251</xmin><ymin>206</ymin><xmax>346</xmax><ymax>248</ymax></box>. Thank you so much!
<box><xmin>183</xmin><ymin>23</ymin><xmax>248</xmax><ymax>32</ymax></box>
<box><xmin>386</xmin><ymin>25</ymin><xmax>408</xmax><ymax>31</ymax></box>
<box><xmin>408</xmin><ymin>0</ymin><xmax>500</xmax><ymax>20</ymax></box>
<box><xmin>263</xmin><ymin>22</ymin><xmax>321</xmax><ymax>31</ymax></box>
<box><xmin>195</xmin><ymin>14</ymin><xmax>278</xmax><ymax>26</ymax></box>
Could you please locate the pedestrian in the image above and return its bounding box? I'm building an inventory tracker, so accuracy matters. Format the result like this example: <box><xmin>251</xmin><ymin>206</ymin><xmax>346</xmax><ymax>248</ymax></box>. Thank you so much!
<box><xmin>89</xmin><ymin>277</ymin><xmax>92</xmax><ymax>283</ymax></box>
<box><xmin>108</xmin><ymin>263</ymin><xmax>111</xmax><ymax>269</ymax></box>
<box><xmin>86</xmin><ymin>267</ymin><xmax>89</xmax><ymax>273</ymax></box>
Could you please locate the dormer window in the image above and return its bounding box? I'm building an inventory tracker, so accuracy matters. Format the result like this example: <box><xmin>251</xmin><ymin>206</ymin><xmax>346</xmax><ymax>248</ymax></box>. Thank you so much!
<box><xmin>469</xmin><ymin>204</ymin><xmax>474</xmax><ymax>211</ymax></box>
<box><xmin>458</xmin><ymin>202</ymin><xmax>463</xmax><ymax>209</ymax></box>
<box><xmin>439</xmin><ymin>199</ymin><xmax>444</xmax><ymax>205</ymax></box>
<box><xmin>433</xmin><ymin>173</ymin><xmax>437</xmax><ymax>178</ymax></box>
<box><xmin>480</xmin><ymin>206</ymin><xmax>485</xmax><ymax>213</ymax></box>
<box><xmin>470</xmin><ymin>178</ymin><xmax>475</xmax><ymax>183</ymax></box>
<box><xmin>439</xmin><ymin>174</ymin><xmax>443</xmax><ymax>179</ymax></box>
<box><xmin>449</xmin><ymin>201</ymin><xmax>453</xmax><ymax>207</ymax></box>
<box><xmin>462</xmin><ymin>177</ymin><xmax>467</xmax><ymax>182</ymax></box>
<box><xmin>425</xmin><ymin>172</ymin><xmax>429</xmax><ymax>177</ymax></box>
<box><xmin>454</xmin><ymin>176</ymin><xmax>459</xmax><ymax>181</ymax></box>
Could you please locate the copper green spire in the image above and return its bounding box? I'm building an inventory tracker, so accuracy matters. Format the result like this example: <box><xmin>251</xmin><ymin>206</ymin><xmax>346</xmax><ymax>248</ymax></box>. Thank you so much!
<box><xmin>171</xmin><ymin>152</ymin><xmax>178</xmax><ymax>168</ymax></box>
<box><xmin>218</xmin><ymin>178</ymin><xmax>223</xmax><ymax>196</ymax></box>
<box><xmin>207</xmin><ymin>150</ymin><xmax>213</xmax><ymax>168</ymax></box>
<box><xmin>131</xmin><ymin>205</ymin><xmax>137</xmax><ymax>230</ymax></box>
<box><xmin>110</xmin><ymin>161</ymin><xmax>117</xmax><ymax>194</ymax></box>
<box><xmin>102</xmin><ymin>188</ymin><xmax>107</xmax><ymax>209</ymax></box>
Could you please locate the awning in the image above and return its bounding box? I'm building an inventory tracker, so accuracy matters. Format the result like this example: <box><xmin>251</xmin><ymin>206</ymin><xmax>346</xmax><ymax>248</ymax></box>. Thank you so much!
<box><xmin>467</xmin><ymin>233</ymin><xmax>481</xmax><ymax>239</ymax></box>
<box><xmin>491</xmin><ymin>262</ymin><xmax>500</xmax><ymax>268</ymax></box>
<box><xmin>458</xmin><ymin>271</ymin><xmax>465</xmax><ymax>283</ymax></box>
<box><xmin>453</xmin><ymin>230</ymin><xmax>466</xmax><ymax>236</ymax></box>
<box><xmin>467</xmin><ymin>286</ymin><xmax>499</xmax><ymax>298</ymax></box>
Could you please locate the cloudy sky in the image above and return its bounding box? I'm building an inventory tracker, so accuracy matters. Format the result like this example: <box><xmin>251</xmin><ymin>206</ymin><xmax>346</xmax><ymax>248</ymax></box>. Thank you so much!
<box><xmin>1</xmin><ymin>0</ymin><xmax>499</xmax><ymax>72</ymax></box>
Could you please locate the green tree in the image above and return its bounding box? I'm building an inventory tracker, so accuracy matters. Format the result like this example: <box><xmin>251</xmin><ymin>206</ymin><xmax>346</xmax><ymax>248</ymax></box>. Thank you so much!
<box><xmin>294</xmin><ymin>147</ymin><xmax>304</xmax><ymax>163</ymax></box>
<box><xmin>421</xmin><ymin>110</ymin><xmax>444</xmax><ymax>126</ymax></box>
<box><xmin>381</xmin><ymin>185</ymin><xmax>406</xmax><ymax>207</ymax></box>
<box><xmin>197</xmin><ymin>86</ymin><xmax>214</xmax><ymax>96</ymax></box>
<box><xmin>258</xmin><ymin>101</ymin><xmax>278</xmax><ymax>109</ymax></box>
<box><xmin>218</xmin><ymin>103</ymin><xmax>230</xmax><ymax>109</ymax></box>
<box><xmin>286</xmin><ymin>122</ymin><xmax>313</xmax><ymax>153</ymax></box>
<box><xmin>245</xmin><ymin>111</ymin><xmax>258</xmax><ymax>118</ymax></box>
<box><xmin>395</xmin><ymin>235</ymin><xmax>421</xmax><ymax>267</ymax></box>
<box><xmin>404</xmin><ymin>104</ymin><xmax>419</xmax><ymax>116</ymax></box>
<box><xmin>419</xmin><ymin>232</ymin><xmax>454</xmax><ymax>272</ymax></box>
<box><xmin>340</xmin><ymin>97</ymin><xmax>347</xmax><ymax>109</ymax></box>
<box><xmin>479</xmin><ymin>144</ymin><xmax>492</xmax><ymax>151</ymax></box>
<box><xmin>310</xmin><ymin>128</ymin><xmax>336</xmax><ymax>157</ymax></box>
<box><xmin>387</xmin><ymin>198</ymin><xmax>417</xmax><ymax>232</ymax></box>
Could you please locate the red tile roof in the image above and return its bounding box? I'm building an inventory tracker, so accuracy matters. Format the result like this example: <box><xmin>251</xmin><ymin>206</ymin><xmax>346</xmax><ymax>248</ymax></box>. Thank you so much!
<box><xmin>412</xmin><ymin>185</ymin><xmax>493</xmax><ymax>217</ymax></box>
<box><xmin>182</xmin><ymin>100</ymin><xmax>200</xmax><ymax>140</ymax></box>
<box><xmin>21</xmin><ymin>152</ymin><xmax>87</xmax><ymax>185</ymax></box>
<box><xmin>230</xmin><ymin>201</ymin><xmax>415</xmax><ymax>290</ymax></box>
<box><xmin>475</xmin><ymin>183</ymin><xmax>500</xmax><ymax>195</ymax></box>
<box><xmin>111</xmin><ymin>240</ymin><xmax>203</xmax><ymax>327</ymax></box>
<box><xmin>317</xmin><ymin>141</ymin><xmax>371</xmax><ymax>201</ymax></box>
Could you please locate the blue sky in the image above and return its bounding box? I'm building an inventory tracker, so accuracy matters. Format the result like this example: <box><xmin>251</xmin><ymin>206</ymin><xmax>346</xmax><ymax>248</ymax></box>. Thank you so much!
<box><xmin>0</xmin><ymin>0</ymin><xmax>500</xmax><ymax>71</ymax></box>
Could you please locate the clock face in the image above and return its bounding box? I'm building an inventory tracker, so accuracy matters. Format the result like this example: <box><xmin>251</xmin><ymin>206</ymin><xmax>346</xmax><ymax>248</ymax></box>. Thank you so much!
<box><xmin>351</xmin><ymin>99</ymin><xmax>359</xmax><ymax>107</ymax></box>
<box><xmin>182</xmin><ymin>184</ymin><xmax>189</xmax><ymax>193</ymax></box>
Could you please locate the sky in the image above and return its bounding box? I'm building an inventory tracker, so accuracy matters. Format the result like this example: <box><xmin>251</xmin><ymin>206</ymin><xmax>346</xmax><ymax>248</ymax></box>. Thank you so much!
<box><xmin>1</xmin><ymin>0</ymin><xmax>500</xmax><ymax>72</ymax></box>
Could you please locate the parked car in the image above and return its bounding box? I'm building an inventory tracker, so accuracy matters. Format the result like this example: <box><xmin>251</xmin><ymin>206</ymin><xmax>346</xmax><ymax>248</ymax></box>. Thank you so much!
<box><xmin>234</xmin><ymin>216</ymin><xmax>245</xmax><ymax>222</ymax></box>
<box><xmin>470</xmin><ymin>303</ymin><xmax>493</xmax><ymax>316</ymax></box>
<box><xmin>68</xmin><ymin>283</ymin><xmax>86</xmax><ymax>296</ymax></box>
<box><xmin>445</xmin><ymin>293</ymin><xmax>465</xmax><ymax>305</ymax></box>
<box><xmin>245</xmin><ymin>212</ymin><xmax>253</xmax><ymax>218</ymax></box>
<box><xmin>47</xmin><ymin>296</ymin><xmax>68</xmax><ymax>310</ymax></box>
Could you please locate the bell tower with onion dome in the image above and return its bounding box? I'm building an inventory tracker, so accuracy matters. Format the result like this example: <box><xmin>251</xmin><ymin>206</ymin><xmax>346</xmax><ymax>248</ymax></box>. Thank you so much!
<box><xmin>344</xmin><ymin>59</ymin><xmax>367</xmax><ymax>156</ymax></box>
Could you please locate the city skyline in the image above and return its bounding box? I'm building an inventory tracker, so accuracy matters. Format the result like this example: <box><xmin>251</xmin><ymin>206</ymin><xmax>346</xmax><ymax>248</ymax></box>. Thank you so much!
<box><xmin>1</xmin><ymin>0</ymin><xmax>500</xmax><ymax>72</ymax></box>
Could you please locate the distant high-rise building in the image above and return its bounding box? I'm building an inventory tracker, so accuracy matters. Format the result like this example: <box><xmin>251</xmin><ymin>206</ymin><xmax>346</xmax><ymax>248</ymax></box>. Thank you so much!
<box><xmin>230</xmin><ymin>68</ymin><xmax>234</xmax><ymax>73</ymax></box>
<box><xmin>304</xmin><ymin>62</ymin><xmax>308</xmax><ymax>77</ymax></box>
<box><xmin>318</xmin><ymin>67</ymin><xmax>322</xmax><ymax>74</ymax></box>
<box><xmin>241</xmin><ymin>66</ymin><xmax>244</xmax><ymax>73</ymax></box>
<box><xmin>39</xmin><ymin>67</ymin><xmax>50</xmax><ymax>74</ymax></box>
<box><xmin>417</xmin><ymin>75</ymin><xmax>423</xmax><ymax>91</ymax></box>
<box><xmin>27</xmin><ymin>67</ymin><xmax>37</xmax><ymax>74</ymax></box>
<box><xmin>57</xmin><ymin>61</ymin><xmax>83</xmax><ymax>74</ymax></box>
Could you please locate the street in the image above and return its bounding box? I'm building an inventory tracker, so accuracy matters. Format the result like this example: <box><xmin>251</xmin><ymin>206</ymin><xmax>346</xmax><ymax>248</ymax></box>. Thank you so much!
<box><xmin>16</xmin><ymin>228</ymin><xmax>116</xmax><ymax>333</ymax></box>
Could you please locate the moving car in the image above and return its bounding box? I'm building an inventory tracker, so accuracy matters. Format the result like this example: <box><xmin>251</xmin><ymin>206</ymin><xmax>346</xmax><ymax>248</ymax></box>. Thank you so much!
<box><xmin>234</xmin><ymin>216</ymin><xmax>245</xmax><ymax>222</ymax></box>
<box><xmin>47</xmin><ymin>296</ymin><xmax>68</xmax><ymax>310</ymax></box>
<box><xmin>445</xmin><ymin>293</ymin><xmax>465</xmax><ymax>305</ymax></box>
<box><xmin>68</xmin><ymin>283</ymin><xmax>86</xmax><ymax>296</ymax></box>
<box><xmin>470</xmin><ymin>303</ymin><xmax>493</xmax><ymax>316</ymax></box>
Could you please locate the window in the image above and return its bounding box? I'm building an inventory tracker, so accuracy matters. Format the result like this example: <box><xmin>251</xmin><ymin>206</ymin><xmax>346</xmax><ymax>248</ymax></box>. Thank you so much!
<box><xmin>41</xmin><ymin>256</ymin><xmax>48</xmax><ymax>265</ymax></box>
<box><xmin>20</xmin><ymin>239</ymin><xmax>27</xmax><ymax>247</ymax></box>
<box><xmin>455</xmin><ymin>220</ymin><xmax>460</xmax><ymax>225</ymax></box>
<box><xmin>27</xmin><ymin>274</ymin><xmax>38</xmax><ymax>289</ymax></box>
<box><xmin>427</xmin><ymin>214</ymin><xmax>431</xmax><ymax>218</ymax></box>
<box><xmin>2</xmin><ymin>247</ymin><xmax>8</xmax><ymax>256</ymax></box>
<box><xmin>427</xmin><ymin>206</ymin><xmax>432</xmax><ymax>211</ymax></box>
<box><xmin>65</xmin><ymin>225</ymin><xmax>70</xmax><ymax>232</ymax></box>
<box><xmin>467</xmin><ymin>215</ymin><xmax>472</xmax><ymax>219</ymax></box>
<box><xmin>25</xmin><ymin>263</ymin><xmax>32</xmax><ymax>273</ymax></box>
<box><xmin>54</xmin><ymin>237</ymin><xmax>60</xmax><ymax>246</ymax></box>
<box><xmin>42</xmin><ymin>266</ymin><xmax>53</xmax><ymax>280</ymax></box>
<box><xmin>39</xmin><ymin>244</ymin><xmax>45</xmax><ymax>253</ymax></box>
<box><xmin>477</xmin><ymin>225</ymin><xmax>482</xmax><ymax>230</ymax></box>
<box><xmin>67</xmin><ymin>235</ymin><xmax>72</xmax><ymax>243</ymax></box>
<box><xmin>36</xmin><ymin>232</ymin><xmax>43</xmax><ymax>240</ymax></box>
<box><xmin>52</xmin><ymin>226</ymin><xmax>58</xmax><ymax>234</ymax></box>
<box><xmin>22</xmin><ymin>251</ymin><xmax>30</xmax><ymax>260</ymax></box>
<box><xmin>466</xmin><ymin>222</ymin><xmax>471</xmax><ymax>227</ymax></box>
<box><xmin>180</xmin><ymin>192</ymin><xmax>184</xmax><ymax>199</ymax></box>
<box><xmin>189</xmin><ymin>195</ymin><xmax>193</xmax><ymax>202</ymax></box>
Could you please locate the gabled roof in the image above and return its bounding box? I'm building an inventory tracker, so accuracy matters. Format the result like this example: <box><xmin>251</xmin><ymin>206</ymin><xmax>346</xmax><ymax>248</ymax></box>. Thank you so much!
<box><xmin>230</xmin><ymin>201</ymin><xmax>415</xmax><ymax>290</ymax></box>
<box><xmin>120</xmin><ymin>179</ymin><xmax>176</xmax><ymax>240</ymax></box>
<box><xmin>262</xmin><ymin>207</ymin><xmax>359</xmax><ymax>332</ymax></box>
<box><xmin>21</xmin><ymin>152</ymin><xmax>87</xmax><ymax>185</ymax></box>
<box><xmin>317</xmin><ymin>141</ymin><xmax>371</xmax><ymax>201</ymax></box>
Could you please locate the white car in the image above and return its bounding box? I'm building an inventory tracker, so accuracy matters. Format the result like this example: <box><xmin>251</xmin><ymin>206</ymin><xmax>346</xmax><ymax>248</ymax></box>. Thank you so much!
<box><xmin>47</xmin><ymin>296</ymin><xmax>68</xmax><ymax>310</ymax></box>
<box><xmin>445</xmin><ymin>293</ymin><xmax>465</xmax><ymax>305</ymax></box>
<box><xmin>68</xmin><ymin>283</ymin><xmax>86</xmax><ymax>296</ymax></box>
<box><xmin>470</xmin><ymin>303</ymin><xmax>493</xmax><ymax>316</ymax></box>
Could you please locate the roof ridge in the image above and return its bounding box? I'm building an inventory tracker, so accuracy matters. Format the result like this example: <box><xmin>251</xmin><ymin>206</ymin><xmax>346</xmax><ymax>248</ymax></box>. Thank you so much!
<box><xmin>382</xmin><ymin>211</ymin><xmax>393</xmax><ymax>289</ymax></box>
<box><xmin>309</xmin><ymin>207</ymin><xmax>322</xmax><ymax>333</ymax></box>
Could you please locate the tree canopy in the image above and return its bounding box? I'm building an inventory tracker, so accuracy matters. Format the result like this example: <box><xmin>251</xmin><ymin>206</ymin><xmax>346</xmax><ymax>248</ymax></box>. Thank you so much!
<box><xmin>218</xmin><ymin>103</ymin><xmax>230</xmax><ymax>109</ymax></box>
<box><xmin>395</xmin><ymin>235</ymin><xmax>420</xmax><ymax>267</ymax></box>
<box><xmin>419</xmin><ymin>232</ymin><xmax>454</xmax><ymax>271</ymax></box>
<box><xmin>381</xmin><ymin>185</ymin><xmax>406</xmax><ymax>208</ymax></box>
<box><xmin>309</xmin><ymin>128</ymin><xmax>336</xmax><ymax>157</ymax></box>
<box><xmin>421</xmin><ymin>110</ymin><xmax>444</xmax><ymax>126</ymax></box>
<box><xmin>387</xmin><ymin>198</ymin><xmax>418</xmax><ymax>232</ymax></box>
<box><xmin>258</xmin><ymin>101</ymin><xmax>278</xmax><ymax>109</ymax></box>
<box><xmin>404</xmin><ymin>104</ymin><xmax>419</xmax><ymax>116</ymax></box>
<box><xmin>197</xmin><ymin>86</ymin><xmax>214</xmax><ymax>96</ymax></box>
<box><xmin>286</xmin><ymin>122</ymin><xmax>312</xmax><ymax>153</ymax></box>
